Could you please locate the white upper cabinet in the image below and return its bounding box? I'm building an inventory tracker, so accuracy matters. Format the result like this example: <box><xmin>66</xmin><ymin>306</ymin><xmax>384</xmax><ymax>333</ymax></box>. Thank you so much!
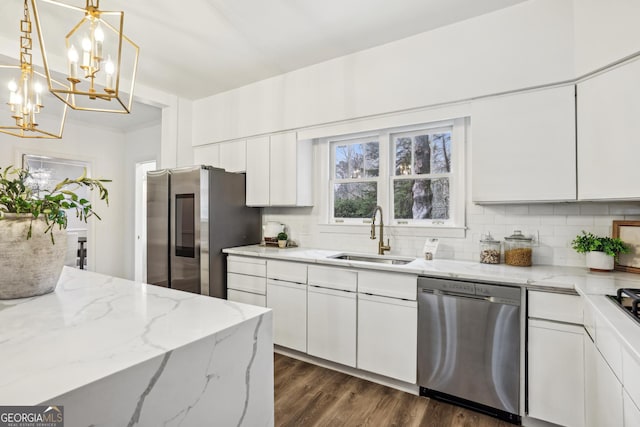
<box><xmin>246</xmin><ymin>136</ymin><xmax>270</xmax><ymax>206</ymax></box>
<box><xmin>192</xmin><ymin>141</ymin><xmax>245</xmax><ymax>172</ymax></box>
<box><xmin>577</xmin><ymin>59</ymin><xmax>640</xmax><ymax>201</ymax></box>
<box><xmin>193</xmin><ymin>144</ymin><xmax>220</xmax><ymax>168</ymax></box>
<box><xmin>219</xmin><ymin>140</ymin><xmax>246</xmax><ymax>173</ymax></box>
<box><xmin>471</xmin><ymin>86</ymin><xmax>577</xmax><ymax>203</ymax></box>
<box><xmin>246</xmin><ymin>131</ymin><xmax>313</xmax><ymax>207</ymax></box>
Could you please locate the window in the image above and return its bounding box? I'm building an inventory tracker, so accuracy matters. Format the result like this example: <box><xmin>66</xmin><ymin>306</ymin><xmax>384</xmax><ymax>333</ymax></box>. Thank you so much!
<box><xmin>327</xmin><ymin>119</ymin><xmax>465</xmax><ymax>230</ymax></box>
<box><xmin>392</xmin><ymin>127</ymin><xmax>452</xmax><ymax>223</ymax></box>
<box><xmin>331</xmin><ymin>138</ymin><xmax>379</xmax><ymax>222</ymax></box>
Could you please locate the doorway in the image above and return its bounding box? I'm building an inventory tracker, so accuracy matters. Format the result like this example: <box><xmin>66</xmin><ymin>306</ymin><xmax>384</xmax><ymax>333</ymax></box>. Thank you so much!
<box><xmin>134</xmin><ymin>160</ymin><xmax>157</xmax><ymax>282</ymax></box>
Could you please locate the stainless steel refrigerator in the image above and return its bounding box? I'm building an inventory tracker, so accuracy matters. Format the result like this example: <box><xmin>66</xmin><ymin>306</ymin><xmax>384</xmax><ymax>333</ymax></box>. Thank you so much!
<box><xmin>146</xmin><ymin>165</ymin><xmax>261</xmax><ymax>298</ymax></box>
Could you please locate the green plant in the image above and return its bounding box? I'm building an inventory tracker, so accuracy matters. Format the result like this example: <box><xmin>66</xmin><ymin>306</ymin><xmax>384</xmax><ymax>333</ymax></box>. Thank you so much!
<box><xmin>571</xmin><ymin>231</ymin><xmax>630</xmax><ymax>257</ymax></box>
<box><xmin>0</xmin><ymin>166</ymin><xmax>110</xmax><ymax>243</ymax></box>
<box><xmin>277</xmin><ymin>231</ymin><xmax>288</xmax><ymax>241</ymax></box>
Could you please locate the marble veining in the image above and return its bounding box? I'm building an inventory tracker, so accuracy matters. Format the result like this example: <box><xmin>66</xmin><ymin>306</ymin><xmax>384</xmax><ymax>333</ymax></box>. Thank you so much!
<box><xmin>0</xmin><ymin>266</ymin><xmax>272</xmax><ymax>414</ymax></box>
<box><xmin>127</xmin><ymin>351</ymin><xmax>173</xmax><ymax>427</ymax></box>
<box><xmin>238</xmin><ymin>315</ymin><xmax>264</xmax><ymax>427</ymax></box>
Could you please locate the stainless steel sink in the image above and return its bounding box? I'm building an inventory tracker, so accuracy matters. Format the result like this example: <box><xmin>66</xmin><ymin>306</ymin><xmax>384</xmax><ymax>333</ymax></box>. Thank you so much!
<box><xmin>328</xmin><ymin>253</ymin><xmax>414</xmax><ymax>265</ymax></box>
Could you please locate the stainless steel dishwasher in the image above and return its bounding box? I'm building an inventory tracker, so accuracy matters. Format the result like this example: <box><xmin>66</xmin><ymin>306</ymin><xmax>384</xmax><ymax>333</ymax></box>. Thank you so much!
<box><xmin>417</xmin><ymin>276</ymin><xmax>521</xmax><ymax>424</ymax></box>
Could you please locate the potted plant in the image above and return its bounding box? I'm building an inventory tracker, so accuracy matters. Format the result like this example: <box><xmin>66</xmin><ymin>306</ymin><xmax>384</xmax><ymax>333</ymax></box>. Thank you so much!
<box><xmin>0</xmin><ymin>166</ymin><xmax>109</xmax><ymax>299</ymax></box>
<box><xmin>571</xmin><ymin>231</ymin><xmax>629</xmax><ymax>272</ymax></box>
<box><xmin>277</xmin><ymin>231</ymin><xmax>288</xmax><ymax>249</ymax></box>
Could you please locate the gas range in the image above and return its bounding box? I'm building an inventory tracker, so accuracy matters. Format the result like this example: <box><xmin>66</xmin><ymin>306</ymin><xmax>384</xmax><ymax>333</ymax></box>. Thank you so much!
<box><xmin>609</xmin><ymin>288</ymin><xmax>640</xmax><ymax>324</ymax></box>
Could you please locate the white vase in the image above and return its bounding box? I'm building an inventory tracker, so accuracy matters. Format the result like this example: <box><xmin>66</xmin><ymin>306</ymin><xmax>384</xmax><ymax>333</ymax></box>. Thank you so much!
<box><xmin>0</xmin><ymin>214</ymin><xmax>67</xmax><ymax>299</ymax></box>
<box><xmin>586</xmin><ymin>251</ymin><xmax>614</xmax><ymax>272</ymax></box>
<box><xmin>278</xmin><ymin>240</ymin><xmax>287</xmax><ymax>249</ymax></box>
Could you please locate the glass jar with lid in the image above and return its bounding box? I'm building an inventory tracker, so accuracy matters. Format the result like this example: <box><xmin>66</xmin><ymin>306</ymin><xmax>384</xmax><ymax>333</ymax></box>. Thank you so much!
<box><xmin>504</xmin><ymin>230</ymin><xmax>533</xmax><ymax>266</ymax></box>
<box><xmin>479</xmin><ymin>233</ymin><xmax>501</xmax><ymax>264</ymax></box>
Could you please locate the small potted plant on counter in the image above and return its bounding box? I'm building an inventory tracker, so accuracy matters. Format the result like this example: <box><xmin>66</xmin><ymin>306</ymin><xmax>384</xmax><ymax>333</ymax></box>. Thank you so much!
<box><xmin>571</xmin><ymin>231</ymin><xmax>629</xmax><ymax>272</ymax></box>
<box><xmin>0</xmin><ymin>166</ymin><xmax>110</xmax><ymax>299</ymax></box>
<box><xmin>277</xmin><ymin>231</ymin><xmax>288</xmax><ymax>248</ymax></box>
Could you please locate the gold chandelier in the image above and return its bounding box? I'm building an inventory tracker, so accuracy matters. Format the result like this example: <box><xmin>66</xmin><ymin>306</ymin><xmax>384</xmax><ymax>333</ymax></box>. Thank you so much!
<box><xmin>33</xmin><ymin>0</ymin><xmax>139</xmax><ymax>114</ymax></box>
<box><xmin>0</xmin><ymin>0</ymin><xmax>68</xmax><ymax>139</ymax></box>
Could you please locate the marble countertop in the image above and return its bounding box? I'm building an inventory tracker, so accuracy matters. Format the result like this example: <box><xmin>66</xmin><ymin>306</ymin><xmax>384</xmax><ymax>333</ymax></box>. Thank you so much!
<box><xmin>0</xmin><ymin>267</ymin><xmax>270</xmax><ymax>406</ymax></box>
<box><xmin>224</xmin><ymin>244</ymin><xmax>640</xmax><ymax>362</ymax></box>
<box><xmin>223</xmin><ymin>245</ymin><xmax>640</xmax><ymax>292</ymax></box>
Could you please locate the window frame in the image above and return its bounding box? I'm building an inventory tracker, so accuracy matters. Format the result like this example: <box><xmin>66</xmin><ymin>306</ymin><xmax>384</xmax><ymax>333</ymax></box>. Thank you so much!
<box><xmin>390</xmin><ymin>125</ymin><xmax>456</xmax><ymax>226</ymax></box>
<box><xmin>329</xmin><ymin>135</ymin><xmax>382</xmax><ymax>224</ymax></box>
<box><xmin>324</xmin><ymin>118</ymin><xmax>466</xmax><ymax>232</ymax></box>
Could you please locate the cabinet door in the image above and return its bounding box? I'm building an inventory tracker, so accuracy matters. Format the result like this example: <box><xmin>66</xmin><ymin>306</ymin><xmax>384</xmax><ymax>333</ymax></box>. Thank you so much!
<box><xmin>193</xmin><ymin>144</ymin><xmax>220</xmax><ymax>168</ymax></box>
<box><xmin>227</xmin><ymin>289</ymin><xmax>266</xmax><ymax>307</ymax></box>
<box><xmin>357</xmin><ymin>294</ymin><xmax>417</xmax><ymax>383</ymax></box>
<box><xmin>246</xmin><ymin>136</ymin><xmax>270</xmax><ymax>206</ymax></box>
<box><xmin>527</xmin><ymin>319</ymin><xmax>585</xmax><ymax>427</ymax></box>
<box><xmin>471</xmin><ymin>85</ymin><xmax>576</xmax><ymax>203</ymax></box>
<box><xmin>266</xmin><ymin>280</ymin><xmax>307</xmax><ymax>352</ymax></box>
<box><xmin>585</xmin><ymin>335</ymin><xmax>623</xmax><ymax>427</ymax></box>
<box><xmin>577</xmin><ymin>59</ymin><xmax>640</xmax><ymax>200</ymax></box>
<box><xmin>219</xmin><ymin>140</ymin><xmax>247</xmax><ymax>173</ymax></box>
<box><xmin>307</xmin><ymin>286</ymin><xmax>356</xmax><ymax>367</ymax></box>
<box><xmin>624</xmin><ymin>390</ymin><xmax>640</xmax><ymax>427</ymax></box>
<box><xmin>269</xmin><ymin>132</ymin><xmax>297</xmax><ymax>206</ymax></box>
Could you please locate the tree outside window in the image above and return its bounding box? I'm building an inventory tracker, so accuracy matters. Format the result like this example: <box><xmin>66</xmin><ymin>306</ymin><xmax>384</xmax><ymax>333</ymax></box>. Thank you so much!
<box><xmin>392</xmin><ymin>130</ymin><xmax>452</xmax><ymax>221</ymax></box>
<box><xmin>332</xmin><ymin>140</ymin><xmax>379</xmax><ymax>219</ymax></box>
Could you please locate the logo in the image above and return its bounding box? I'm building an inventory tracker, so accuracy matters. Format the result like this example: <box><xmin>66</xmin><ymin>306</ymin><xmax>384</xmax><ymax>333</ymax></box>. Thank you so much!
<box><xmin>0</xmin><ymin>406</ymin><xmax>64</xmax><ymax>427</ymax></box>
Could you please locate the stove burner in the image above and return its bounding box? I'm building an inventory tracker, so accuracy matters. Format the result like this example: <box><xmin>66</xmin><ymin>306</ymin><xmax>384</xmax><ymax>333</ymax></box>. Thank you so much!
<box><xmin>609</xmin><ymin>288</ymin><xmax>640</xmax><ymax>324</ymax></box>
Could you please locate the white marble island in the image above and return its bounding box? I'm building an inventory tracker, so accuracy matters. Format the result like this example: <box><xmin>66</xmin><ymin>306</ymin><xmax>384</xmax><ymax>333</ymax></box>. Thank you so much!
<box><xmin>0</xmin><ymin>267</ymin><xmax>273</xmax><ymax>427</ymax></box>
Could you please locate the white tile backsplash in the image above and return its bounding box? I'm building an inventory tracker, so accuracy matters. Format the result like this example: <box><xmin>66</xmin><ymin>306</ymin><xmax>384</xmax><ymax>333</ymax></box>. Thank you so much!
<box><xmin>264</xmin><ymin>198</ymin><xmax>640</xmax><ymax>268</ymax></box>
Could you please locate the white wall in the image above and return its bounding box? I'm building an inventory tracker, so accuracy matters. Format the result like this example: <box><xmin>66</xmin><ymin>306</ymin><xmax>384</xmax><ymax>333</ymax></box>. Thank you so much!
<box><xmin>573</xmin><ymin>0</ymin><xmax>640</xmax><ymax>75</ymax></box>
<box><xmin>122</xmin><ymin>123</ymin><xmax>162</xmax><ymax>280</ymax></box>
<box><xmin>190</xmin><ymin>0</ymin><xmax>640</xmax><ymax>268</ymax></box>
<box><xmin>193</xmin><ymin>0</ymin><xmax>575</xmax><ymax>144</ymax></box>
<box><xmin>0</xmin><ymin>117</ymin><xmax>127</xmax><ymax>277</ymax></box>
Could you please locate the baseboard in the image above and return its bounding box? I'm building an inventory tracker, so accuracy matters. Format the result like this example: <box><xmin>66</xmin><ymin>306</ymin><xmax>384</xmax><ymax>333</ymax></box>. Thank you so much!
<box><xmin>274</xmin><ymin>346</ymin><xmax>420</xmax><ymax>396</ymax></box>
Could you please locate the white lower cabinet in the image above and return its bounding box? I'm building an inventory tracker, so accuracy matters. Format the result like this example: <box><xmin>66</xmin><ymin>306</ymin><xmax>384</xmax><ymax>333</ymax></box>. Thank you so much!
<box><xmin>266</xmin><ymin>279</ymin><xmax>307</xmax><ymax>352</ymax></box>
<box><xmin>585</xmin><ymin>334</ymin><xmax>623</xmax><ymax>427</ymax></box>
<box><xmin>624</xmin><ymin>390</ymin><xmax>640</xmax><ymax>427</ymax></box>
<box><xmin>226</xmin><ymin>256</ymin><xmax>266</xmax><ymax>307</ymax></box>
<box><xmin>357</xmin><ymin>293</ymin><xmax>416</xmax><ymax>383</ymax></box>
<box><xmin>527</xmin><ymin>319</ymin><xmax>585</xmax><ymax>427</ymax></box>
<box><xmin>307</xmin><ymin>285</ymin><xmax>357</xmax><ymax>367</ymax></box>
<box><xmin>227</xmin><ymin>289</ymin><xmax>266</xmax><ymax>307</ymax></box>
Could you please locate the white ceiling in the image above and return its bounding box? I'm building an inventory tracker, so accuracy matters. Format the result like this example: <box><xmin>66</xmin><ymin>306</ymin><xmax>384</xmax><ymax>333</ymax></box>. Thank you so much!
<box><xmin>0</xmin><ymin>0</ymin><xmax>527</xmax><ymax>129</ymax></box>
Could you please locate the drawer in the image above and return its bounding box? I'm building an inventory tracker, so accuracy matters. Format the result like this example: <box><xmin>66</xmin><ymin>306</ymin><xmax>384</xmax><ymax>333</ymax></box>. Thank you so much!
<box><xmin>623</xmin><ymin>346</ymin><xmax>640</xmax><ymax>407</ymax></box>
<box><xmin>583</xmin><ymin>298</ymin><xmax>596</xmax><ymax>340</ymax></box>
<box><xmin>358</xmin><ymin>271</ymin><xmax>417</xmax><ymax>301</ymax></box>
<box><xmin>267</xmin><ymin>260</ymin><xmax>307</xmax><ymax>283</ymax></box>
<box><xmin>528</xmin><ymin>290</ymin><xmax>583</xmax><ymax>324</ymax></box>
<box><xmin>308</xmin><ymin>265</ymin><xmax>357</xmax><ymax>292</ymax></box>
<box><xmin>227</xmin><ymin>289</ymin><xmax>266</xmax><ymax>307</ymax></box>
<box><xmin>227</xmin><ymin>272</ymin><xmax>266</xmax><ymax>295</ymax></box>
<box><xmin>227</xmin><ymin>255</ymin><xmax>266</xmax><ymax>277</ymax></box>
<box><xmin>595</xmin><ymin>311</ymin><xmax>623</xmax><ymax>380</ymax></box>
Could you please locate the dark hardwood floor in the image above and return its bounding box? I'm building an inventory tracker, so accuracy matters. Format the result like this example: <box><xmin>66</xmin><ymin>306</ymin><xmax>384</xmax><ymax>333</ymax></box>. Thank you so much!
<box><xmin>274</xmin><ymin>353</ymin><xmax>513</xmax><ymax>427</ymax></box>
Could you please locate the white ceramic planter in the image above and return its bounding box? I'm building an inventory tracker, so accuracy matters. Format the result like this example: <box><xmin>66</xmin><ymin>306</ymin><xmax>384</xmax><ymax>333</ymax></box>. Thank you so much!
<box><xmin>0</xmin><ymin>214</ymin><xmax>67</xmax><ymax>299</ymax></box>
<box><xmin>586</xmin><ymin>251</ymin><xmax>615</xmax><ymax>272</ymax></box>
<box><xmin>278</xmin><ymin>240</ymin><xmax>287</xmax><ymax>249</ymax></box>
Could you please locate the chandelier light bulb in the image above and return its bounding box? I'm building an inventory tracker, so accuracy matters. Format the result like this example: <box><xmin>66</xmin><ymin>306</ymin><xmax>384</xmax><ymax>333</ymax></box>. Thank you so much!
<box><xmin>68</xmin><ymin>45</ymin><xmax>79</xmax><ymax>79</ymax></box>
<box><xmin>34</xmin><ymin>82</ymin><xmax>43</xmax><ymax>106</ymax></box>
<box><xmin>8</xmin><ymin>80</ymin><xmax>18</xmax><ymax>92</ymax></box>
<box><xmin>81</xmin><ymin>36</ymin><xmax>91</xmax><ymax>67</ymax></box>
<box><xmin>68</xmin><ymin>45</ymin><xmax>79</xmax><ymax>62</ymax></box>
<box><xmin>94</xmin><ymin>23</ymin><xmax>104</xmax><ymax>58</ymax></box>
<box><xmin>105</xmin><ymin>56</ymin><xmax>115</xmax><ymax>91</ymax></box>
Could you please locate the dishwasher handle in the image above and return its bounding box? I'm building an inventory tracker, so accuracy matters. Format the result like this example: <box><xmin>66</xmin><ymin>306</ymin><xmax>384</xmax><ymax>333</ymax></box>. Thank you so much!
<box><xmin>420</xmin><ymin>287</ymin><xmax>520</xmax><ymax>306</ymax></box>
<box><xmin>423</xmin><ymin>288</ymin><xmax>489</xmax><ymax>301</ymax></box>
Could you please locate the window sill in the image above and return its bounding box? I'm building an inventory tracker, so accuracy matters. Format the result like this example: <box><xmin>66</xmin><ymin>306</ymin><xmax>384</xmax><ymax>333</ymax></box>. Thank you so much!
<box><xmin>318</xmin><ymin>224</ymin><xmax>467</xmax><ymax>239</ymax></box>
